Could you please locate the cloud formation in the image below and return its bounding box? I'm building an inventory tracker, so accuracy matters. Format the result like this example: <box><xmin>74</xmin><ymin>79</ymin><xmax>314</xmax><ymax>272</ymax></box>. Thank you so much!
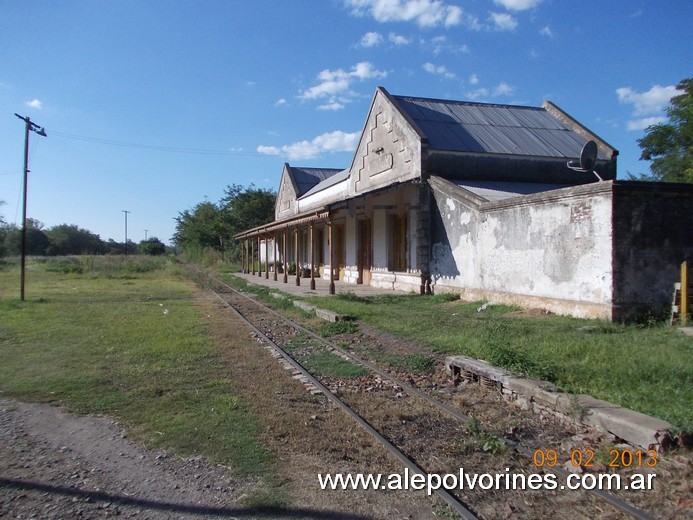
<box><xmin>346</xmin><ymin>0</ymin><xmax>463</xmax><ymax>28</ymax></box>
<box><xmin>25</xmin><ymin>99</ymin><xmax>42</xmax><ymax>109</ymax></box>
<box><xmin>423</xmin><ymin>62</ymin><xmax>456</xmax><ymax>79</ymax></box>
<box><xmin>257</xmin><ymin>130</ymin><xmax>360</xmax><ymax>159</ymax></box>
<box><xmin>489</xmin><ymin>12</ymin><xmax>518</xmax><ymax>31</ymax></box>
<box><xmin>493</xmin><ymin>0</ymin><xmax>542</xmax><ymax>11</ymax></box>
<box><xmin>298</xmin><ymin>61</ymin><xmax>387</xmax><ymax>110</ymax></box>
<box><xmin>616</xmin><ymin>84</ymin><xmax>679</xmax><ymax>130</ymax></box>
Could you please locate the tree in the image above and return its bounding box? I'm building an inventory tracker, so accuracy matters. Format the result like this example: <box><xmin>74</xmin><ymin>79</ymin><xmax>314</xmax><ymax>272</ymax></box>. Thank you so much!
<box><xmin>637</xmin><ymin>78</ymin><xmax>693</xmax><ymax>183</ymax></box>
<box><xmin>173</xmin><ymin>200</ymin><xmax>223</xmax><ymax>254</ymax></box>
<box><xmin>173</xmin><ymin>185</ymin><xmax>275</xmax><ymax>262</ymax></box>
<box><xmin>2</xmin><ymin>219</ymin><xmax>51</xmax><ymax>256</ymax></box>
<box><xmin>45</xmin><ymin>224</ymin><xmax>105</xmax><ymax>255</ymax></box>
<box><xmin>218</xmin><ymin>184</ymin><xmax>276</xmax><ymax>261</ymax></box>
<box><xmin>139</xmin><ymin>237</ymin><xmax>167</xmax><ymax>255</ymax></box>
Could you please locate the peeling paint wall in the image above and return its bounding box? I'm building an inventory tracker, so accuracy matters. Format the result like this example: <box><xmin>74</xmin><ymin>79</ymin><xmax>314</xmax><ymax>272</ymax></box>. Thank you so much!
<box><xmin>430</xmin><ymin>180</ymin><xmax>615</xmax><ymax>318</ymax></box>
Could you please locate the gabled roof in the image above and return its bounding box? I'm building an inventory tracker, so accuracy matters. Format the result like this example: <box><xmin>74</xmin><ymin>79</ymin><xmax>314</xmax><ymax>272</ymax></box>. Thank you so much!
<box><xmin>287</xmin><ymin>166</ymin><xmax>344</xmax><ymax>197</ymax></box>
<box><xmin>390</xmin><ymin>94</ymin><xmax>615</xmax><ymax>160</ymax></box>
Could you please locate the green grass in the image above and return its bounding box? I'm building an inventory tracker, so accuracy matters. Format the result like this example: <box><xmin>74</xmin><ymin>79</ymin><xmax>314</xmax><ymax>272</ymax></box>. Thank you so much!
<box><xmin>0</xmin><ymin>257</ymin><xmax>277</xmax><ymax>492</ymax></box>
<box><xmin>294</xmin><ymin>291</ymin><xmax>692</xmax><ymax>433</ymax></box>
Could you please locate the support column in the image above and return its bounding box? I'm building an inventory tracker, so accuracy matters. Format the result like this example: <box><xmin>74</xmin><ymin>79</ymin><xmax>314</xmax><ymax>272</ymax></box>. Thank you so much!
<box><xmin>264</xmin><ymin>236</ymin><xmax>269</xmax><ymax>279</ymax></box>
<box><xmin>273</xmin><ymin>233</ymin><xmax>278</xmax><ymax>281</ymax></box>
<box><xmin>294</xmin><ymin>227</ymin><xmax>301</xmax><ymax>286</ymax></box>
<box><xmin>257</xmin><ymin>236</ymin><xmax>262</xmax><ymax>277</ymax></box>
<box><xmin>310</xmin><ymin>222</ymin><xmax>316</xmax><ymax>290</ymax></box>
<box><xmin>251</xmin><ymin>238</ymin><xmax>255</xmax><ymax>275</ymax></box>
<box><xmin>328</xmin><ymin>220</ymin><xmax>335</xmax><ymax>295</ymax></box>
<box><xmin>283</xmin><ymin>227</ymin><xmax>288</xmax><ymax>284</ymax></box>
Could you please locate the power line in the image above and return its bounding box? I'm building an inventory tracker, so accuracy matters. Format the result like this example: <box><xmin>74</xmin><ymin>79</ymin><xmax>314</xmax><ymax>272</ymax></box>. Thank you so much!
<box><xmin>49</xmin><ymin>130</ymin><xmax>354</xmax><ymax>158</ymax></box>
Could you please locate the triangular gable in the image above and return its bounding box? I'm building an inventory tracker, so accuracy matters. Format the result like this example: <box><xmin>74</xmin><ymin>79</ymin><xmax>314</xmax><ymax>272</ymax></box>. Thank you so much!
<box><xmin>275</xmin><ymin>163</ymin><xmax>299</xmax><ymax>220</ymax></box>
<box><xmin>348</xmin><ymin>87</ymin><xmax>426</xmax><ymax>197</ymax></box>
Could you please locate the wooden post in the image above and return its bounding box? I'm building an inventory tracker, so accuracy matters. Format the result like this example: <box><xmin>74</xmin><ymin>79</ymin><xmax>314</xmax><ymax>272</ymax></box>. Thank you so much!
<box><xmin>273</xmin><ymin>233</ymin><xmax>278</xmax><ymax>281</ymax></box>
<box><xmin>328</xmin><ymin>220</ymin><xmax>335</xmax><ymax>295</ymax></box>
<box><xmin>682</xmin><ymin>260</ymin><xmax>689</xmax><ymax>326</ymax></box>
<box><xmin>283</xmin><ymin>227</ymin><xmax>288</xmax><ymax>284</ymax></box>
<box><xmin>310</xmin><ymin>221</ymin><xmax>316</xmax><ymax>290</ymax></box>
<box><xmin>257</xmin><ymin>236</ymin><xmax>262</xmax><ymax>277</ymax></box>
<box><xmin>251</xmin><ymin>238</ymin><xmax>255</xmax><ymax>275</ymax></box>
<box><xmin>295</xmin><ymin>227</ymin><xmax>301</xmax><ymax>286</ymax></box>
<box><xmin>264</xmin><ymin>236</ymin><xmax>269</xmax><ymax>279</ymax></box>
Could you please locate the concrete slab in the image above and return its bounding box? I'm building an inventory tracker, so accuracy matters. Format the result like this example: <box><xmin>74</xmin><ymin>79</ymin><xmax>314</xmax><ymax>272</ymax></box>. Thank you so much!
<box><xmin>678</xmin><ymin>327</ymin><xmax>693</xmax><ymax>337</ymax></box>
<box><xmin>293</xmin><ymin>300</ymin><xmax>316</xmax><ymax>313</ymax></box>
<box><xmin>579</xmin><ymin>397</ymin><xmax>672</xmax><ymax>449</ymax></box>
<box><xmin>445</xmin><ymin>356</ymin><xmax>513</xmax><ymax>385</ymax></box>
<box><xmin>315</xmin><ymin>308</ymin><xmax>346</xmax><ymax>322</ymax></box>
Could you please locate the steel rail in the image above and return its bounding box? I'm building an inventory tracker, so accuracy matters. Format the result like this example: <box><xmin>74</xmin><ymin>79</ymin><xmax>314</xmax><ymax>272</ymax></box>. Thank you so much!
<box><xmin>203</xmin><ymin>280</ymin><xmax>480</xmax><ymax>520</ymax></box>
<box><xmin>190</xmin><ymin>266</ymin><xmax>657</xmax><ymax>520</ymax></box>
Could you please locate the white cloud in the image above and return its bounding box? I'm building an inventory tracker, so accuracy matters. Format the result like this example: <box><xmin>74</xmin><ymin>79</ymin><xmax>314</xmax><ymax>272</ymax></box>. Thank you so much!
<box><xmin>299</xmin><ymin>61</ymin><xmax>387</xmax><ymax>109</ymax></box>
<box><xmin>616</xmin><ymin>84</ymin><xmax>679</xmax><ymax>116</ymax></box>
<box><xmin>257</xmin><ymin>130</ymin><xmax>360</xmax><ymax>159</ymax></box>
<box><xmin>318</xmin><ymin>102</ymin><xmax>346</xmax><ymax>111</ymax></box>
<box><xmin>617</xmin><ymin>83</ymin><xmax>680</xmax><ymax>131</ymax></box>
<box><xmin>626</xmin><ymin>116</ymin><xmax>666</xmax><ymax>131</ymax></box>
<box><xmin>493</xmin><ymin>0</ymin><xmax>542</xmax><ymax>11</ymax></box>
<box><xmin>275</xmin><ymin>98</ymin><xmax>288</xmax><ymax>106</ymax></box>
<box><xmin>469</xmin><ymin>73</ymin><xmax>479</xmax><ymax>85</ymax></box>
<box><xmin>539</xmin><ymin>26</ymin><xmax>552</xmax><ymax>37</ymax></box>
<box><xmin>25</xmin><ymin>99</ymin><xmax>42</xmax><ymax>109</ymax></box>
<box><xmin>466</xmin><ymin>87</ymin><xmax>489</xmax><ymax>100</ymax></box>
<box><xmin>489</xmin><ymin>12</ymin><xmax>518</xmax><ymax>31</ymax></box>
<box><xmin>423</xmin><ymin>62</ymin><xmax>456</xmax><ymax>79</ymax></box>
<box><xmin>388</xmin><ymin>32</ymin><xmax>411</xmax><ymax>45</ymax></box>
<box><xmin>360</xmin><ymin>31</ymin><xmax>383</xmax><ymax>47</ymax></box>
<box><xmin>493</xmin><ymin>82</ymin><xmax>515</xmax><ymax>96</ymax></box>
<box><xmin>346</xmin><ymin>0</ymin><xmax>464</xmax><ymax>28</ymax></box>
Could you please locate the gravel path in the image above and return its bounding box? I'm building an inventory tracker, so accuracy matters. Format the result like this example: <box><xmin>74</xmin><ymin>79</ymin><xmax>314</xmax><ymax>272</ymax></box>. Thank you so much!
<box><xmin>0</xmin><ymin>398</ymin><xmax>259</xmax><ymax>519</ymax></box>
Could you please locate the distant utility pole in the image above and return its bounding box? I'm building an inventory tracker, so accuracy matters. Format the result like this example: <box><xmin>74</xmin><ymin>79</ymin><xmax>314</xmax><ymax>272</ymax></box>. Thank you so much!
<box><xmin>14</xmin><ymin>113</ymin><xmax>47</xmax><ymax>302</ymax></box>
<box><xmin>122</xmin><ymin>210</ymin><xmax>131</xmax><ymax>257</ymax></box>
<box><xmin>144</xmin><ymin>229</ymin><xmax>148</xmax><ymax>240</ymax></box>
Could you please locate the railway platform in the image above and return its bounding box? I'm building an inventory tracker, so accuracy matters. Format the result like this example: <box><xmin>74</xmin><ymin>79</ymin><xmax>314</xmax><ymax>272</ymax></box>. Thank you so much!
<box><xmin>232</xmin><ymin>271</ymin><xmax>413</xmax><ymax>298</ymax></box>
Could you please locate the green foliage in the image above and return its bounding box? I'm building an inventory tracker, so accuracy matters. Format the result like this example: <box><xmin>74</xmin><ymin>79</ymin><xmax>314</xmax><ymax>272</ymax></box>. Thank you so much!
<box><xmin>174</xmin><ymin>184</ymin><xmax>275</xmax><ymax>262</ymax></box>
<box><xmin>138</xmin><ymin>237</ymin><xmax>167</xmax><ymax>255</ymax></box>
<box><xmin>314</xmin><ymin>319</ymin><xmax>359</xmax><ymax>337</ymax></box>
<box><xmin>45</xmin><ymin>223</ymin><xmax>105</xmax><ymax>255</ymax></box>
<box><xmin>637</xmin><ymin>77</ymin><xmax>693</xmax><ymax>183</ymax></box>
<box><xmin>297</xmin><ymin>288</ymin><xmax>692</xmax><ymax>432</ymax></box>
<box><xmin>0</xmin><ymin>260</ymin><xmax>273</xmax><ymax>478</ymax></box>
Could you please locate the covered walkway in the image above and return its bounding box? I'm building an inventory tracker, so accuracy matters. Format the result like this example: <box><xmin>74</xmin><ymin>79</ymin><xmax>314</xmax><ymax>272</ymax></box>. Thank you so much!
<box><xmin>232</xmin><ymin>271</ymin><xmax>413</xmax><ymax>298</ymax></box>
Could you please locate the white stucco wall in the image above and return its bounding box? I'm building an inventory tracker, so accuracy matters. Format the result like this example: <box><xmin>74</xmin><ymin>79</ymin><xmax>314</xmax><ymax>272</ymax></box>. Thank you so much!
<box><xmin>431</xmin><ymin>183</ymin><xmax>615</xmax><ymax>318</ymax></box>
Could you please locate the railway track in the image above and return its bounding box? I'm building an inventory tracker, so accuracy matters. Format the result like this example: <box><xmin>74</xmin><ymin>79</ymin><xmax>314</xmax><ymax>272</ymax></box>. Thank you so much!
<box><xmin>186</xmin><ymin>265</ymin><xmax>660</xmax><ymax>520</ymax></box>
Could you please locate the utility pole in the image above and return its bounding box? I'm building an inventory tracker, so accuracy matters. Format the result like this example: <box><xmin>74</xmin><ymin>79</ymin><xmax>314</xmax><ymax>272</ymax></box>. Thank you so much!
<box><xmin>144</xmin><ymin>229</ymin><xmax>148</xmax><ymax>240</ymax></box>
<box><xmin>122</xmin><ymin>210</ymin><xmax>131</xmax><ymax>257</ymax></box>
<box><xmin>14</xmin><ymin>114</ymin><xmax>47</xmax><ymax>302</ymax></box>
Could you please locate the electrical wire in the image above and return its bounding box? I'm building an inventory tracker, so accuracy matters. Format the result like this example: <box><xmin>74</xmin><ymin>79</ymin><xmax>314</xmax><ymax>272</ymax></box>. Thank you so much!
<box><xmin>49</xmin><ymin>130</ymin><xmax>352</xmax><ymax>158</ymax></box>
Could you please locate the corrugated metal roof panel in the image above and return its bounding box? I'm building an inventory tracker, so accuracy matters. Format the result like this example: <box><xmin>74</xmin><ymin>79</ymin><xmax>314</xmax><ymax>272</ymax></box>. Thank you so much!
<box><xmin>290</xmin><ymin>167</ymin><xmax>343</xmax><ymax>197</ymax></box>
<box><xmin>454</xmin><ymin>181</ymin><xmax>572</xmax><ymax>201</ymax></box>
<box><xmin>299</xmin><ymin>169</ymin><xmax>349</xmax><ymax>199</ymax></box>
<box><xmin>393</xmin><ymin>95</ymin><xmax>601</xmax><ymax>159</ymax></box>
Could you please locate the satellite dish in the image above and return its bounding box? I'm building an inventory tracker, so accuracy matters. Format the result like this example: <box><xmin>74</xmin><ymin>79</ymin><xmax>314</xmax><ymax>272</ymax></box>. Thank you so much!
<box><xmin>567</xmin><ymin>140</ymin><xmax>602</xmax><ymax>181</ymax></box>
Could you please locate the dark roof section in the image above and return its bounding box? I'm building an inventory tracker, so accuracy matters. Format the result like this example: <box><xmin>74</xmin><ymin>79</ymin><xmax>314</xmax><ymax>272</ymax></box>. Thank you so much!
<box><xmin>299</xmin><ymin>169</ymin><xmax>350</xmax><ymax>199</ymax></box>
<box><xmin>288</xmin><ymin>166</ymin><xmax>344</xmax><ymax>197</ymax></box>
<box><xmin>391</xmin><ymin>95</ymin><xmax>611</xmax><ymax>160</ymax></box>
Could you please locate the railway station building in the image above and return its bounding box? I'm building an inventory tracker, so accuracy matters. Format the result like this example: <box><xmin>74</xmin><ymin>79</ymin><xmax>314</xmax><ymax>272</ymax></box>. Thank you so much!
<box><xmin>235</xmin><ymin>87</ymin><xmax>693</xmax><ymax>321</ymax></box>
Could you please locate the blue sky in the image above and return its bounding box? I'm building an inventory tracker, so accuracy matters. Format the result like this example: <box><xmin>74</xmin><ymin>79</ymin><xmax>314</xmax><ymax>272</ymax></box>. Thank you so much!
<box><xmin>1</xmin><ymin>0</ymin><xmax>690</xmax><ymax>245</ymax></box>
